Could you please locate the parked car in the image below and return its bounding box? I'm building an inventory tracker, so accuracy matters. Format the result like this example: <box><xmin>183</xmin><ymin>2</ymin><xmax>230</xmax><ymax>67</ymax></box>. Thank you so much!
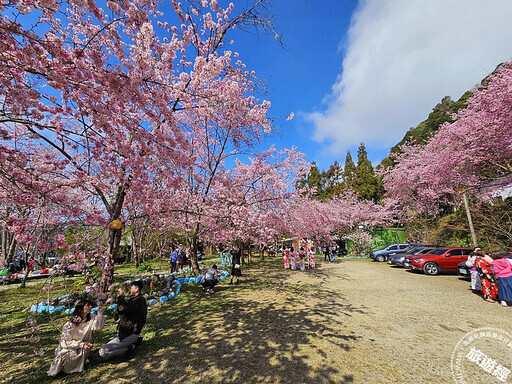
<box><xmin>404</xmin><ymin>247</ymin><xmax>473</xmax><ymax>275</ymax></box>
<box><xmin>375</xmin><ymin>243</ymin><xmax>423</xmax><ymax>262</ymax></box>
<box><xmin>385</xmin><ymin>243</ymin><xmax>423</xmax><ymax>258</ymax></box>
<box><xmin>457</xmin><ymin>260</ymin><xmax>472</xmax><ymax>279</ymax></box>
<box><xmin>370</xmin><ymin>243</ymin><xmax>411</xmax><ymax>262</ymax></box>
<box><xmin>389</xmin><ymin>246</ymin><xmax>441</xmax><ymax>267</ymax></box>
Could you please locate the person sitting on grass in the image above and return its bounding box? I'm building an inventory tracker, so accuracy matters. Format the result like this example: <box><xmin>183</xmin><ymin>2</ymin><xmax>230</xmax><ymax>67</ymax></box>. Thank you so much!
<box><xmin>47</xmin><ymin>300</ymin><xmax>105</xmax><ymax>376</ymax></box>
<box><xmin>99</xmin><ymin>280</ymin><xmax>147</xmax><ymax>360</ymax></box>
<box><xmin>201</xmin><ymin>264</ymin><xmax>219</xmax><ymax>293</ymax></box>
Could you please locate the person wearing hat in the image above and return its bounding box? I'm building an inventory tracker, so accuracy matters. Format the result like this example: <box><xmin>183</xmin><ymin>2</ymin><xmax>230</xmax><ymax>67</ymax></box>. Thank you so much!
<box><xmin>99</xmin><ymin>280</ymin><xmax>147</xmax><ymax>359</ymax></box>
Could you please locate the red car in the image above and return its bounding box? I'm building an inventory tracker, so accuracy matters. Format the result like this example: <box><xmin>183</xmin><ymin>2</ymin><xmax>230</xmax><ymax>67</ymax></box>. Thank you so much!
<box><xmin>403</xmin><ymin>247</ymin><xmax>473</xmax><ymax>275</ymax></box>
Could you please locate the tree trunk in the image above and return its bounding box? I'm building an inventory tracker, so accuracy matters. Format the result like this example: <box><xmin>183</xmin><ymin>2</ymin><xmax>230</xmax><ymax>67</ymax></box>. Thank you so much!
<box><xmin>100</xmin><ymin>225</ymin><xmax>122</xmax><ymax>292</ymax></box>
<box><xmin>7</xmin><ymin>235</ymin><xmax>16</xmax><ymax>264</ymax></box>
<box><xmin>136</xmin><ymin>229</ymin><xmax>146</xmax><ymax>265</ymax></box>
<box><xmin>1</xmin><ymin>225</ymin><xmax>5</xmax><ymax>266</ymax></box>
<box><xmin>132</xmin><ymin>233</ymin><xmax>140</xmax><ymax>268</ymax></box>
<box><xmin>19</xmin><ymin>246</ymin><xmax>30</xmax><ymax>288</ymax></box>
<box><xmin>462</xmin><ymin>192</ymin><xmax>478</xmax><ymax>247</ymax></box>
<box><xmin>259</xmin><ymin>245</ymin><xmax>264</xmax><ymax>261</ymax></box>
<box><xmin>99</xmin><ymin>181</ymin><xmax>127</xmax><ymax>293</ymax></box>
<box><xmin>1</xmin><ymin>226</ymin><xmax>17</xmax><ymax>265</ymax></box>
<box><xmin>125</xmin><ymin>243</ymin><xmax>132</xmax><ymax>263</ymax></box>
<box><xmin>187</xmin><ymin>225</ymin><xmax>201</xmax><ymax>274</ymax></box>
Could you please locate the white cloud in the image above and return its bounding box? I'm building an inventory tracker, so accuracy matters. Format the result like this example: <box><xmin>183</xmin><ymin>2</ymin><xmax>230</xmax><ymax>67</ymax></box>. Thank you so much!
<box><xmin>306</xmin><ymin>0</ymin><xmax>512</xmax><ymax>156</ymax></box>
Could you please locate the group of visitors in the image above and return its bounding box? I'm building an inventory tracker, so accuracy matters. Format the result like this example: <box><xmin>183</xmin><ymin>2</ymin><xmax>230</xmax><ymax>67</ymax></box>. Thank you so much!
<box><xmin>466</xmin><ymin>247</ymin><xmax>512</xmax><ymax>306</ymax></box>
<box><xmin>282</xmin><ymin>246</ymin><xmax>316</xmax><ymax>271</ymax></box>
<box><xmin>48</xmin><ymin>247</ymin><xmax>243</xmax><ymax>376</ymax></box>
<box><xmin>322</xmin><ymin>245</ymin><xmax>340</xmax><ymax>263</ymax></box>
<box><xmin>48</xmin><ymin>280</ymin><xmax>147</xmax><ymax>376</ymax></box>
<box><xmin>169</xmin><ymin>248</ymin><xmax>190</xmax><ymax>273</ymax></box>
<box><xmin>5</xmin><ymin>255</ymin><xmax>54</xmax><ymax>275</ymax></box>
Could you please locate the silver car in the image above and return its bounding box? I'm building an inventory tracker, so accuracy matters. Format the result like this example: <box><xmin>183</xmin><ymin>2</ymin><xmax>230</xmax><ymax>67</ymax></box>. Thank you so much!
<box><xmin>389</xmin><ymin>247</ymin><xmax>441</xmax><ymax>267</ymax></box>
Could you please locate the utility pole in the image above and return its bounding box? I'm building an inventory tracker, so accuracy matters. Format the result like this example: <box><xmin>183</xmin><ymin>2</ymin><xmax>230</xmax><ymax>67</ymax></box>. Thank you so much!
<box><xmin>462</xmin><ymin>191</ymin><xmax>478</xmax><ymax>247</ymax></box>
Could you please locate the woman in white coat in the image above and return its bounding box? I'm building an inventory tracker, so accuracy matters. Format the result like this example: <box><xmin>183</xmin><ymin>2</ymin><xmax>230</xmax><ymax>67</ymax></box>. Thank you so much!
<box><xmin>47</xmin><ymin>299</ymin><xmax>105</xmax><ymax>376</ymax></box>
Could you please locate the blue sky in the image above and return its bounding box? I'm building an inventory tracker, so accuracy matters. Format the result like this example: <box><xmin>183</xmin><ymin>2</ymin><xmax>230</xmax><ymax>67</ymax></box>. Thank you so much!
<box><xmin>6</xmin><ymin>0</ymin><xmax>512</xmax><ymax>172</ymax></box>
<box><xmin>232</xmin><ymin>0</ymin><xmax>360</xmax><ymax>168</ymax></box>
<box><xmin>229</xmin><ymin>0</ymin><xmax>512</xmax><ymax>170</ymax></box>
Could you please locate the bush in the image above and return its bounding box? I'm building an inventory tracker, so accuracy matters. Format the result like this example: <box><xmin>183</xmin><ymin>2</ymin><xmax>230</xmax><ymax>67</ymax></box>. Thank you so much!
<box><xmin>136</xmin><ymin>262</ymin><xmax>153</xmax><ymax>273</ymax></box>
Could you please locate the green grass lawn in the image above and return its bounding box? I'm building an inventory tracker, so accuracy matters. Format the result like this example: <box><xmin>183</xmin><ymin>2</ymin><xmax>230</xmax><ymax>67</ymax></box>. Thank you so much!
<box><xmin>1</xmin><ymin>253</ymin><xmax>358</xmax><ymax>384</ymax></box>
<box><xmin>0</xmin><ymin>254</ymin><xmax>271</xmax><ymax>384</ymax></box>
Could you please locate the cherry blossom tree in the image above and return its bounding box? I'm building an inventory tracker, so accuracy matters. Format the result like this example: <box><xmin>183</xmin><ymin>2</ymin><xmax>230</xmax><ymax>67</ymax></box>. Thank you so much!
<box><xmin>343</xmin><ymin>229</ymin><xmax>376</xmax><ymax>256</ymax></box>
<box><xmin>1</xmin><ymin>0</ymin><xmax>282</xmax><ymax>288</ymax></box>
<box><xmin>382</xmin><ymin>61</ymin><xmax>512</xmax><ymax>229</ymax></box>
<box><xmin>0</xmin><ymin>133</ymin><xmax>84</xmax><ymax>286</ymax></box>
<box><xmin>282</xmin><ymin>192</ymin><xmax>392</xmax><ymax>243</ymax></box>
<box><xmin>156</xmin><ymin>145</ymin><xmax>309</xmax><ymax>271</ymax></box>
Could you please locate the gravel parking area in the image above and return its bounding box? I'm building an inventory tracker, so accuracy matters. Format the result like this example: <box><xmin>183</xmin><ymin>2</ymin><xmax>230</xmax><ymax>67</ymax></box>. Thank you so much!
<box><xmin>289</xmin><ymin>259</ymin><xmax>512</xmax><ymax>383</ymax></box>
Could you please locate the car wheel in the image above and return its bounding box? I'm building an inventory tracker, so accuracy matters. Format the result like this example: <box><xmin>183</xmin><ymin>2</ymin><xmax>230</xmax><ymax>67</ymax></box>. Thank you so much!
<box><xmin>376</xmin><ymin>255</ymin><xmax>385</xmax><ymax>262</ymax></box>
<box><xmin>423</xmin><ymin>262</ymin><xmax>440</xmax><ymax>275</ymax></box>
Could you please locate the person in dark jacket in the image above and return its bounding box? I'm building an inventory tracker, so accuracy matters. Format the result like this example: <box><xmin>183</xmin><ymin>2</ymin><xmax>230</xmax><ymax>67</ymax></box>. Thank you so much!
<box><xmin>99</xmin><ymin>280</ymin><xmax>147</xmax><ymax>359</ymax></box>
<box><xmin>170</xmin><ymin>249</ymin><xmax>178</xmax><ymax>273</ymax></box>
<box><xmin>201</xmin><ymin>264</ymin><xmax>218</xmax><ymax>293</ymax></box>
<box><xmin>177</xmin><ymin>249</ymin><xmax>186</xmax><ymax>271</ymax></box>
<box><xmin>229</xmin><ymin>249</ymin><xmax>242</xmax><ymax>285</ymax></box>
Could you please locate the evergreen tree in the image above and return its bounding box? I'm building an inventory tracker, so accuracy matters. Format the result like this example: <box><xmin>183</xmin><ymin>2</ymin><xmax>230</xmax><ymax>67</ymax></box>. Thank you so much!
<box><xmin>380</xmin><ymin>91</ymin><xmax>473</xmax><ymax>169</ymax></box>
<box><xmin>324</xmin><ymin>160</ymin><xmax>344</xmax><ymax>198</ymax></box>
<box><xmin>355</xmin><ymin>143</ymin><xmax>380</xmax><ymax>202</ymax></box>
<box><xmin>308</xmin><ymin>162</ymin><xmax>324</xmax><ymax>197</ymax></box>
<box><xmin>294</xmin><ymin>162</ymin><xmax>326</xmax><ymax>199</ymax></box>
<box><xmin>343</xmin><ymin>151</ymin><xmax>357</xmax><ymax>191</ymax></box>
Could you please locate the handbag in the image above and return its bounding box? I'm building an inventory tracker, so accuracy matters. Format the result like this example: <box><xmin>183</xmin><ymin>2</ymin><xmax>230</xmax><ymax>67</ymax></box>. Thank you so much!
<box><xmin>234</xmin><ymin>263</ymin><xmax>240</xmax><ymax>269</ymax></box>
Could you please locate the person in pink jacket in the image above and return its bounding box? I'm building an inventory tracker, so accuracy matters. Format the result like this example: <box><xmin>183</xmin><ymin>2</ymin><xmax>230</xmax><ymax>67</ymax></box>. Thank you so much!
<box><xmin>490</xmin><ymin>252</ymin><xmax>512</xmax><ymax>307</ymax></box>
<box><xmin>283</xmin><ymin>249</ymin><xmax>290</xmax><ymax>269</ymax></box>
<box><xmin>290</xmin><ymin>247</ymin><xmax>297</xmax><ymax>271</ymax></box>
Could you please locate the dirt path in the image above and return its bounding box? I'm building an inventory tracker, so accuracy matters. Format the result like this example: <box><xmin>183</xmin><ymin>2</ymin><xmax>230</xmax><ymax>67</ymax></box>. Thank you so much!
<box><xmin>187</xmin><ymin>259</ymin><xmax>512</xmax><ymax>384</ymax></box>
<box><xmin>18</xmin><ymin>258</ymin><xmax>512</xmax><ymax>384</ymax></box>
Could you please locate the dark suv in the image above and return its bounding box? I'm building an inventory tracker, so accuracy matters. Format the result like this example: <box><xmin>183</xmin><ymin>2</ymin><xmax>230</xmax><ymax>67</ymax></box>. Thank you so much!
<box><xmin>370</xmin><ymin>243</ymin><xmax>419</xmax><ymax>262</ymax></box>
<box><xmin>389</xmin><ymin>246</ymin><xmax>440</xmax><ymax>267</ymax></box>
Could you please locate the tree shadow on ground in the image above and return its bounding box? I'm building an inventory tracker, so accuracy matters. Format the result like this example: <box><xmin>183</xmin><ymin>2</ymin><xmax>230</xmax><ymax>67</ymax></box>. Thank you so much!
<box><xmin>85</xmin><ymin>261</ymin><xmax>364</xmax><ymax>383</ymax></box>
<box><xmin>1</xmin><ymin>259</ymin><xmax>365</xmax><ymax>384</ymax></box>
<box><xmin>84</xmin><ymin>298</ymin><xmax>361</xmax><ymax>383</ymax></box>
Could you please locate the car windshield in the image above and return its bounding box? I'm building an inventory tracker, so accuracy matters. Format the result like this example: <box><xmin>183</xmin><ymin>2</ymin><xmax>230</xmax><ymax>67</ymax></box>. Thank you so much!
<box><xmin>432</xmin><ymin>248</ymin><xmax>448</xmax><ymax>255</ymax></box>
<box><xmin>418</xmin><ymin>248</ymin><xmax>436</xmax><ymax>254</ymax></box>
